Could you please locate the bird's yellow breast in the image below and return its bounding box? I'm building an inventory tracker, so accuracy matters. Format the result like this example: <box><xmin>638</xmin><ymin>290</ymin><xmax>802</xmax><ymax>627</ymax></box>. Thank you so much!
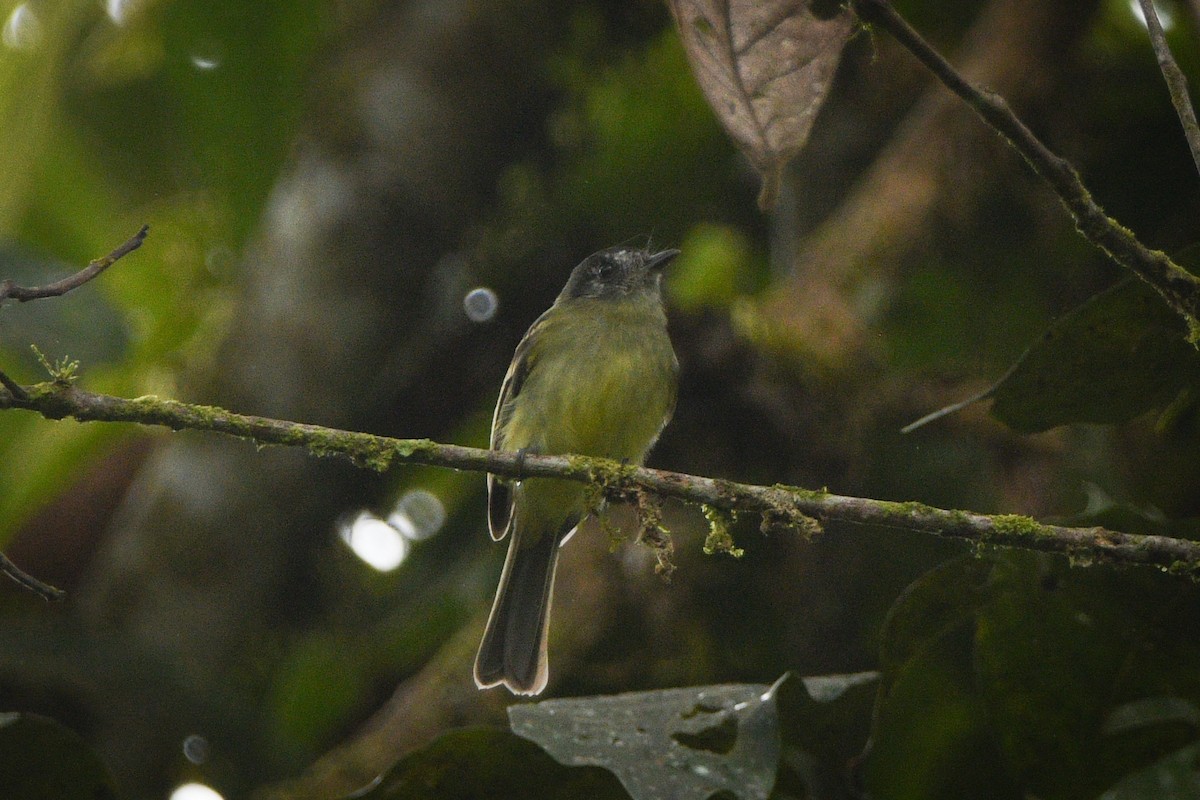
<box><xmin>502</xmin><ymin>294</ymin><xmax>676</xmax><ymax>463</ymax></box>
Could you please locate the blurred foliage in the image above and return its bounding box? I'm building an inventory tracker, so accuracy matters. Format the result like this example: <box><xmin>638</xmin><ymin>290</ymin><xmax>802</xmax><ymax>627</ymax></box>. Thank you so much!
<box><xmin>0</xmin><ymin>0</ymin><xmax>333</xmax><ymax>544</ymax></box>
<box><xmin>0</xmin><ymin>712</ymin><xmax>118</xmax><ymax>800</ymax></box>
<box><xmin>867</xmin><ymin>552</ymin><xmax>1200</xmax><ymax>800</ymax></box>
<box><xmin>347</xmin><ymin>727</ymin><xmax>627</xmax><ymax>800</ymax></box>
<box><xmin>669</xmin><ymin>224</ymin><xmax>761</xmax><ymax>312</ymax></box>
<box><xmin>2</xmin><ymin>0</ymin><xmax>1200</xmax><ymax>799</ymax></box>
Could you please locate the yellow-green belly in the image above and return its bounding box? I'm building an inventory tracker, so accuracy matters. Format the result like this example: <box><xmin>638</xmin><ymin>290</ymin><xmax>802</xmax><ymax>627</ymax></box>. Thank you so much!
<box><xmin>502</xmin><ymin>295</ymin><xmax>676</xmax><ymax>530</ymax></box>
<box><xmin>504</xmin><ymin>297</ymin><xmax>675</xmax><ymax>460</ymax></box>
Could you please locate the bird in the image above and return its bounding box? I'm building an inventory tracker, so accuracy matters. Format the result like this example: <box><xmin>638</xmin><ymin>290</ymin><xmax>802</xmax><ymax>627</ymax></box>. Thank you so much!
<box><xmin>473</xmin><ymin>245</ymin><xmax>680</xmax><ymax>695</ymax></box>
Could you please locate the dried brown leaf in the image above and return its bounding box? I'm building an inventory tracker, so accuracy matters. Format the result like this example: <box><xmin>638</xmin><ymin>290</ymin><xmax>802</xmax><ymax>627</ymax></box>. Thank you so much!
<box><xmin>667</xmin><ymin>0</ymin><xmax>855</xmax><ymax>209</ymax></box>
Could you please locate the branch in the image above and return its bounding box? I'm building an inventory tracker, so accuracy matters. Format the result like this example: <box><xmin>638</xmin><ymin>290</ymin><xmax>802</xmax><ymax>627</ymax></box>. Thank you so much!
<box><xmin>0</xmin><ymin>225</ymin><xmax>149</xmax><ymax>303</ymax></box>
<box><xmin>3</xmin><ymin>381</ymin><xmax>1199</xmax><ymax>577</ymax></box>
<box><xmin>0</xmin><ymin>226</ymin><xmax>150</xmax><ymax>596</ymax></box>
<box><xmin>0</xmin><ymin>225</ymin><xmax>149</xmax><ymax>402</ymax></box>
<box><xmin>1137</xmin><ymin>0</ymin><xmax>1200</xmax><ymax>178</ymax></box>
<box><xmin>853</xmin><ymin>0</ymin><xmax>1200</xmax><ymax>339</ymax></box>
<box><xmin>0</xmin><ymin>551</ymin><xmax>65</xmax><ymax>601</ymax></box>
<box><xmin>0</xmin><ymin>369</ymin><xmax>26</xmax><ymax>402</ymax></box>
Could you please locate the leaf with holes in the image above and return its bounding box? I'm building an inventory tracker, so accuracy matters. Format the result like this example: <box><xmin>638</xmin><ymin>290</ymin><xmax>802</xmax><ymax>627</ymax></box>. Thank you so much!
<box><xmin>666</xmin><ymin>0</ymin><xmax>855</xmax><ymax>209</ymax></box>
<box><xmin>509</xmin><ymin>679</ymin><xmax>785</xmax><ymax>800</ymax></box>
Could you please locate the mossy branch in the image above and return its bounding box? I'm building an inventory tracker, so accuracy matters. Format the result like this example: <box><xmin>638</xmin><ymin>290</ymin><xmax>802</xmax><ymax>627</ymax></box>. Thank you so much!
<box><xmin>853</xmin><ymin>0</ymin><xmax>1200</xmax><ymax>340</ymax></box>
<box><xmin>0</xmin><ymin>225</ymin><xmax>148</xmax><ymax>599</ymax></box>
<box><xmin>0</xmin><ymin>225</ymin><xmax>148</xmax><ymax>402</ymax></box>
<box><xmin>3</xmin><ymin>380</ymin><xmax>1199</xmax><ymax>578</ymax></box>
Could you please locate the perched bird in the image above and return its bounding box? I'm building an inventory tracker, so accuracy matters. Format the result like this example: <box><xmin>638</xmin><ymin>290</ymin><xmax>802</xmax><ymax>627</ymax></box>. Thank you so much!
<box><xmin>474</xmin><ymin>246</ymin><xmax>680</xmax><ymax>695</ymax></box>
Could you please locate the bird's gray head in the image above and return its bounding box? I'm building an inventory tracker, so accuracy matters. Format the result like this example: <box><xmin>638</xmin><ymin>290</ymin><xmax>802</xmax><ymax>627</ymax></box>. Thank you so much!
<box><xmin>559</xmin><ymin>246</ymin><xmax>680</xmax><ymax>301</ymax></box>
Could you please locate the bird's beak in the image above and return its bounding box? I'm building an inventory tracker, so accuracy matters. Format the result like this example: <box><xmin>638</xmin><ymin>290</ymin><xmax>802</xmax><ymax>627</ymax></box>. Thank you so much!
<box><xmin>645</xmin><ymin>249</ymin><xmax>681</xmax><ymax>271</ymax></box>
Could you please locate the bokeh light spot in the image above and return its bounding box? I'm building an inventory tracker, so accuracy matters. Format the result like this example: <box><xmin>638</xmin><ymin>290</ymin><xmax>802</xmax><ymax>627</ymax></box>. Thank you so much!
<box><xmin>463</xmin><ymin>287</ymin><xmax>499</xmax><ymax>322</ymax></box>
<box><xmin>339</xmin><ymin>512</ymin><xmax>409</xmax><ymax>572</ymax></box>
<box><xmin>389</xmin><ymin>489</ymin><xmax>446</xmax><ymax>541</ymax></box>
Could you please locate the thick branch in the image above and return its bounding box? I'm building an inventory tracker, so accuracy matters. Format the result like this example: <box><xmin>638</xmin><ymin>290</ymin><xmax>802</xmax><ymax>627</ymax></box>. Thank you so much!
<box><xmin>853</xmin><ymin>0</ymin><xmax>1200</xmax><ymax>338</ymax></box>
<box><xmin>3</xmin><ymin>381</ymin><xmax>1199</xmax><ymax>576</ymax></box>
<box><xmin>1137</xmin><ymin>0</ymin><xmax>1200</xmax><ymax>178</ymax></box>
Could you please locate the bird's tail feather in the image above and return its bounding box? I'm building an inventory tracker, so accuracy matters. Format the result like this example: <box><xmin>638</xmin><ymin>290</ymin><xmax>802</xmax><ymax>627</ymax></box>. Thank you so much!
<box><xmin>473</xmin><ymin>522</ymin><xmax>569</xmax><ymax>695</ymax></box>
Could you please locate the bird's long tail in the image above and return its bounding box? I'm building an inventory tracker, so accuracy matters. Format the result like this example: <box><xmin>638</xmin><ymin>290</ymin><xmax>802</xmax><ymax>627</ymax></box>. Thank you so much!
<box><xmin>473</xmin><ymin>522</ymin><xmax>570</xmax><ymax>695</ymax></box>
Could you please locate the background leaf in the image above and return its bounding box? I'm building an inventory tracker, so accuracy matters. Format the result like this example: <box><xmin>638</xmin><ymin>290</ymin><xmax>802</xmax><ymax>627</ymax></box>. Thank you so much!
<box><xmin>868</xmin><ymin>553</ymin><xmax>1200</xmax><ymax>799</ymax></box>
<box><xmin>666</xmin><ymin>0</ymin><xmax>855</xmax><ymax>208</ymax></box>
<box><xmin>773</xmin><ymin>672</ymin><xmax>879</xmax><ymax>800</ymax></box>
<box><xmin>1097</xmin><ymin>741</ymin><xmax>1200</xmax><ymax>799</ymax></box>
<box><xmin>345</xmin><ymin>727</ymin><xmax>627</xmax><ymax>800</ymax></box>
<box><xmin>0</xmin><ymin>713</ymin><xmax>118</xmax><ymax>800</ymax></box>
<box><xmin>988</xmin><ymin>277</ymin><xmax>1200</xmax><ymax>433</ymax></box>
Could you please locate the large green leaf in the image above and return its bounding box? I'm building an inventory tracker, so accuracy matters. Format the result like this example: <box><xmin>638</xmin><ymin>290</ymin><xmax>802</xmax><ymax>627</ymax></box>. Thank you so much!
<box><xmin>903</xmin><ymin>274</ymin><xmax>1200</xmax><ymax>435</ymax></box>
<box><xmin>971</xmin><ymin>556</ymin><xmax>1132</xmax><ymax>799</ymax></box>
<box><xmin>989</xmin><ymin>278</ymin><xmax>1200</xmax><ymax>432</ymax></box>
<box><xmin>867</xmin><ymin>556</ymin><xmax>1023</xmax><ymax>800</ymax></box>
<box><xmin>1098</xmin><ymin>741</ymin><xmax>1200</xmax><ymax>799</ymax></box>
<box><xmin>869</xmin><ymin>553</ymin><xmax>1200</xmax><ymax>799</ymax></box>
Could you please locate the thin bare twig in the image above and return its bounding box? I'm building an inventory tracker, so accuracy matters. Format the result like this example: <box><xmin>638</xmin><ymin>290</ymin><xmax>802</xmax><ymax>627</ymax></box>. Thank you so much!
<box><xmin>3</xmin><ymin>380</ymin><xmax>1200</xmax><ymax>577</ymax></box>
<box><xmin>0</xmin><ymin>551</ymin><xmax>65</xmax><ymax>601</ymax></box>
<box><xmin>0</xmin><ymin>225</ymin><xmax>149</xmax><ymax>304</ymax></box>
<box><xmin>852</xmin><ymin>0</ymin><xmax>1200</xmax><ymax>338</ymax></box>
<box><xmin>1137</xmin><ymin>0</ymin><xmax>1200</xmax><ymax>178</ymax></box>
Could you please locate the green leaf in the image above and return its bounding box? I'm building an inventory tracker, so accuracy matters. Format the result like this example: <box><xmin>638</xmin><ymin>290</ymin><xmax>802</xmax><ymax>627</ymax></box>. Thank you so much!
<box><xmin>867</xmin><ymin>556</ymin><xmax>1023</xmax><ymax>800</ymax></box>
<box><xmin>1056</xmin><ymin>487</ymin><xmax>1200</xmax><ymax>540</ymax></box>
<box><xmin>988</xmin><ymin>278</ymin><xmax>1200</xmax><ymax>432</ymax></box>
<box><xmin>0</xmin><ymin>713</ymin><xmax>117</xmax><ymax>800</ymax></box>
<box><xmin>773</xmin><ymin>672</ymin><xmax>879</xmax><ymax>800</ymax></box>
<box><xmin>868</xmin><ymin>617</ymin><xmax>1023</xmax><ymax>800</ymax></box>
<box><xmin>1104</xmin><ymin>697</ymin><xmax>1200</xmax><ymax>736</ymax></box>
<box><xmin>903</xmin><ymin>276</ymin><xmax>1200</xmax><ymax>435</ymax></box>
<box><xmin>509</xmin><ymin>680</ymin><xmax>785</xmax><ymax>800</ymax></box>
<box><xmin>870</xmin><ymin>553</ymin><xmax>1200</xmax><ymax>800</ymax></box>
<box><xmin>971</xmin><ymin>556</ymin><xmax>1131</xmax><ymax>798</ymax></box>
<box><xmin>344</xmin><ymin>727</ymin><xmax>626</xmax><ymax>800</ymax></box>
<box><xmin>1098</xmin><ymin>741</ymin><xmax>1200</xmax><ymax>799</ymax></box>
<box><xmin>877</xmin><ymin>555</ymin><xmax>994</xmax><ymax>679</ymax></box>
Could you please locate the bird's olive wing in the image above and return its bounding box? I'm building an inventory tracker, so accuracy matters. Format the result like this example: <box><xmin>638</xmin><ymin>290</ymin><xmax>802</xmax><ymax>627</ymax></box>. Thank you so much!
<box><xmin>487</xmin><ymin>312</ymin><xmax>544</xmax><ymax>540</ymax></box>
